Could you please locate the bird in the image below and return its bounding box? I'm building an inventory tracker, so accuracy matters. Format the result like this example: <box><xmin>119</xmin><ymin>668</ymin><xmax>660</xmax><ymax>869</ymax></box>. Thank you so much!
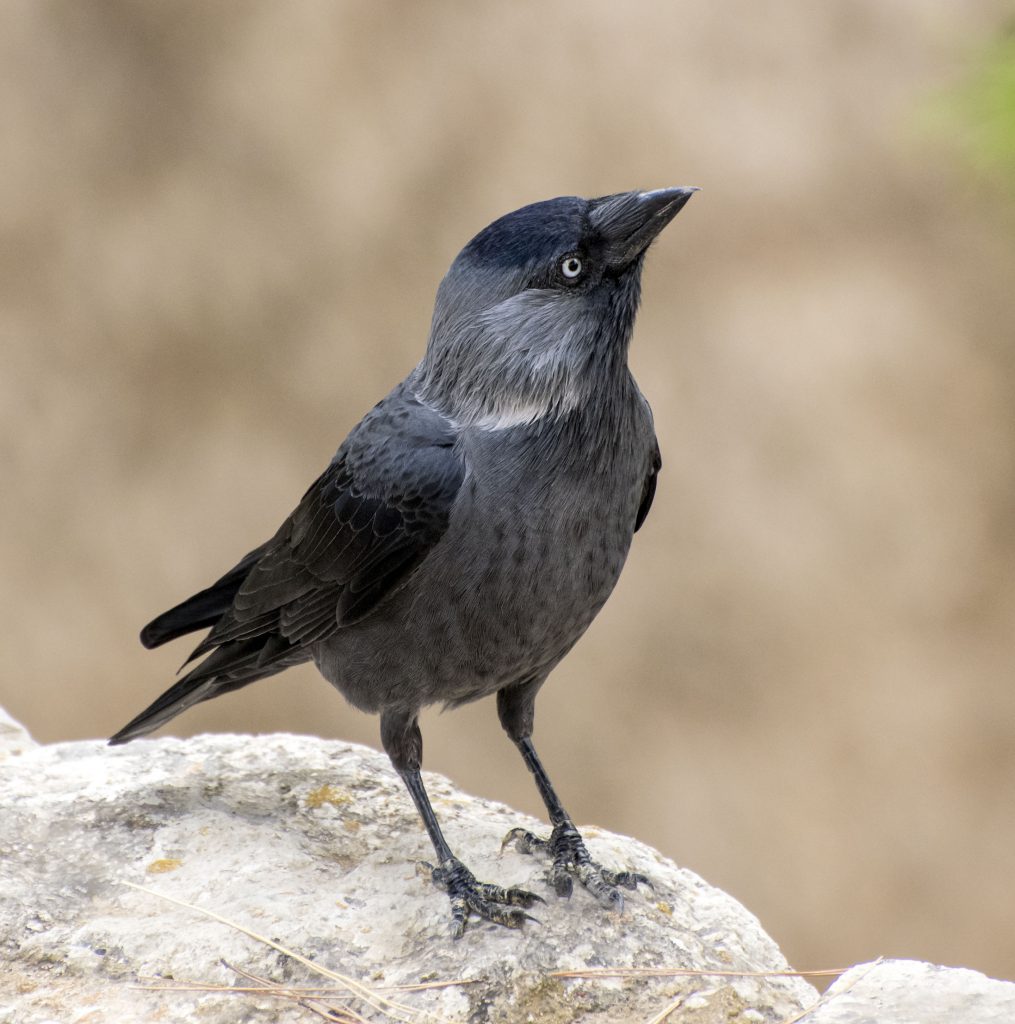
<box><xmin>112</xmin><ymin>186</ymin><xmax>697</xmax><ymax>936</ymax></box>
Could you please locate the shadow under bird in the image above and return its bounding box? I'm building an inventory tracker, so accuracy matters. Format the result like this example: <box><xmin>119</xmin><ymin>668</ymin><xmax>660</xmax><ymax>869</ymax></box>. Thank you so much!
<box><xmin>112</xmin><ymin>186</ymin><xmax>697</xmax><ymax>936</ymax></box>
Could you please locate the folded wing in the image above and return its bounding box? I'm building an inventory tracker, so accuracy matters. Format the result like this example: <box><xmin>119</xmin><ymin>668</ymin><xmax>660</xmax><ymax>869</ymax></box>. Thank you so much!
<box><xmin>111</xmin><ymin>388</ymin><xmax>464</xmax><ymax>744</ymax></box>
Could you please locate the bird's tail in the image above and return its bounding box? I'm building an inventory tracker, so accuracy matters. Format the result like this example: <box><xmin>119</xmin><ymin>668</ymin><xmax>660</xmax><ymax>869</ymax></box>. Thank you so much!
<box><xmin>139</xmin><ymin>543</ymin><xmax>269</xmax><ymax>649</ymax></box>
<box><xmin>109</xmin><ymin>637</ymin><xmax>309</xmax><ymax>745</ymax></box>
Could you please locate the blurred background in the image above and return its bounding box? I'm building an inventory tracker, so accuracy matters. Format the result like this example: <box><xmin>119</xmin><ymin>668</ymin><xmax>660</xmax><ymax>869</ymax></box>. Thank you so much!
<box><xmin>3</xmin><ymin>0</ymin><xmax>1014</xmax><ymax>982</ymax></box>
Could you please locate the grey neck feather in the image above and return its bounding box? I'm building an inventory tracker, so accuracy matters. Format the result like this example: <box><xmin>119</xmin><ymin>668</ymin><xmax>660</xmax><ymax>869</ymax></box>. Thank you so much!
<box><xmin>415</xmin><ymin>284</ymin><xmax>639</xmax><ymax>432</ymax></box>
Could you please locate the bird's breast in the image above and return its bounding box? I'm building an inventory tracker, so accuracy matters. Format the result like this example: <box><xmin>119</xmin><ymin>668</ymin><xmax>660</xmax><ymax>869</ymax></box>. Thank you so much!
<box><xmin>314</xmin><ymin>397</ymin><xmax>655</xmax><ymax>713</ymax></box>
<box><xmin>421</xmin><ymin>410</ymin><xmax>652</xmax><ymax>688</ymax></box>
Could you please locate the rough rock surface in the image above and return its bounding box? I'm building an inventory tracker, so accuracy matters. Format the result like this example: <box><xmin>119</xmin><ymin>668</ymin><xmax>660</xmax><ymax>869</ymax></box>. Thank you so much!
<box><xmin>1</xmin><ymin>711</ymin><xmax>814</xmax><ymax>1023</ymax></box>
<box><xmin>2</xmin><ymin>711</ymin><xmax>1013</xmax><ymax>1023</ymax></box>
<box><xmin>805</xmin><ymin>958</ymin><xmax>1015</xmax><ymax>1023</ymax></box>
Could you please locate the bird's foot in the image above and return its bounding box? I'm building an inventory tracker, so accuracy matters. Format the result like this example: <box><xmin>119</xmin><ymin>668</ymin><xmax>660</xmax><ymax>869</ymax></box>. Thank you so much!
<box><xmin>502</xmin><ymin>822</ymin><xmax>650</xmax><ymax>911</ymax></box>
<box><xmin>419</xmin><ymin>856</ymin><xmax>543</xmax><ymax>938</ymax></box>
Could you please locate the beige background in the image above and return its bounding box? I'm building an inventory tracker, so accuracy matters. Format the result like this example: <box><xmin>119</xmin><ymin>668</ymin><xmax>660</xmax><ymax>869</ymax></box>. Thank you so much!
<box><xmin>3</xmin><ymin>0</ymin><xmax>1014</xmax><ymax>981</ymax></box>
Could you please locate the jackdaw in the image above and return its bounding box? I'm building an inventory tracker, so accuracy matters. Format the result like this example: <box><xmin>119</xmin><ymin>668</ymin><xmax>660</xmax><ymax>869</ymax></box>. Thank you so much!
<box><xmin>112</xmin><ymin>187</ymin><xmax>697</xmax><ymax>935</ymax></box>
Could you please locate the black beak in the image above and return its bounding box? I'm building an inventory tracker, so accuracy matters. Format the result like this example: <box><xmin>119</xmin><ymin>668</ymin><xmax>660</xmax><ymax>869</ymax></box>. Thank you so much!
<box><xmin>590</xmin><ymin>187</ymin><xmax>699</xmax><ymax>271</ymax></box>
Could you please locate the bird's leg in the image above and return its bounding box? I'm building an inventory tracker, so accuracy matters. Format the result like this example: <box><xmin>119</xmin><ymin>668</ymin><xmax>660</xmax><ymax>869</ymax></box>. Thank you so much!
<box><xmin>497</xmin><ymin>685</ymin><xmax>650</xmax><ymax>911</ymax></box>
<box><xmin>380</xmin><ymin>709</ymin><xmax>542</xmax><ymax>938</ymax></box>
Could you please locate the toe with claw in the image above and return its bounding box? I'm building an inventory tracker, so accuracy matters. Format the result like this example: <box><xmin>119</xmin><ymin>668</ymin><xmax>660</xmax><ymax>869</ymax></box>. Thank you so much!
<box><xmin>502</xmin><ymin>821</ymin><xmax>650</xmax><ymax>911</ymax></box>
<box><xmin>420</xmin><ymin>856</ymin><xmax>543</xmax><ymax>938</ymax></box>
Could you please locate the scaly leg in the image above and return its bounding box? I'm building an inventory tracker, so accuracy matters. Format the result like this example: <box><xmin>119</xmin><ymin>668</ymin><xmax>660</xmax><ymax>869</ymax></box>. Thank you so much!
<box><xmin>381</xmin><ymin>709</ymin><xmax>542</xmax><ymax>937</ymax></box>
<box><xmin>496</xmin><ymin>683</ymin><xmax>650</xmax><ymax>910</ymax></box>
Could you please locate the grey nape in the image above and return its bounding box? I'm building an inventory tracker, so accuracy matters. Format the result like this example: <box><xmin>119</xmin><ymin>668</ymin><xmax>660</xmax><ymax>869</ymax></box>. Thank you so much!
<box><xmin>113</xmin><ymin>187</ymin><xmax>696</xmax><ymax>936</ymax></box>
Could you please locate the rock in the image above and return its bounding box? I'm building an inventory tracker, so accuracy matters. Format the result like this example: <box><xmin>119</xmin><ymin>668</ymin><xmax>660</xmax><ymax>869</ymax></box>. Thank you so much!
<box><xmin>0</xmin><ymin>710</ymin><xmax>814</xmax><ymax>1023</ymax></box>
<box><xmin>4</xmin><ymin>712</ymin><xmax>1012</xmax><ymax>1023</ymax></box>
<box><xmin>804</xmin><ymin>958</ymin><xmax>1015</xmax><ymax>1023</ymax></box>
<box><xmin>0</xmin><ymin>705</ymin><xmax>35</xmax><ymax>759</ymax></box>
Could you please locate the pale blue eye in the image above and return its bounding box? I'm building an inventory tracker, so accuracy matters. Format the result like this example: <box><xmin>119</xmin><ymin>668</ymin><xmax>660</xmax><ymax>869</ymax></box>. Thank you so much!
<box><xmin>561</xmin><ymin>256</ymin><xmax>583</xmax><ymax>279</ymax></box>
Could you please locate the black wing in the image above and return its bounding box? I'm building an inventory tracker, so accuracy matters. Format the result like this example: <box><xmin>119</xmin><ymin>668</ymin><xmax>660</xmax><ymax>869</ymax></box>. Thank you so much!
<box><xmin>189</xmin><ymin>387</ymin><xmax>464</xmax><ymax>658</ymax></box>
<box><xmin>634</xmin><ymin>441</ymin><xmax>661</xmax><ymax>532</ymax></box>
<box><xmin>112</xmin><ymin>387</ymin><xmax>464</xmax><ymax>744</ymax></box>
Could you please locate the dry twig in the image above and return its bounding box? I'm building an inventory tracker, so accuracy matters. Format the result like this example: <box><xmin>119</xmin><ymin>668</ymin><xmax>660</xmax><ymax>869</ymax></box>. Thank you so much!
<box><xmin>775</xmin><ymin>957</ymin><xmax>885</xmax><ymax>1024</ymax></box>
<box><xmin>123</xmin><ymin>881</ymin><xmax>462</xmax><ymax>1024</ymax></box>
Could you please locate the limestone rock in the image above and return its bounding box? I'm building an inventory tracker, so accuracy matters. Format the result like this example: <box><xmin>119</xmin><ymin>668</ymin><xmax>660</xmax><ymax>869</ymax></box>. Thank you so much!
<box><xmin>5</xmin><ymin>712</ymin><xmax>1014</xmax><ymax>1023</ymax></box>
<box><xmin>0</xmin><ymin>705</ymin><xmax>35</xmax><ymax>759</ymax></box>
<box><xmin>805</xmin><ymin>958</ymin><xmax>1015</xmax><ymax>1023</ymax></box>
<box><xmin>1</xmin><ymin>711</ymin><xmax>815</xmax><ymax>1023</ymax></box>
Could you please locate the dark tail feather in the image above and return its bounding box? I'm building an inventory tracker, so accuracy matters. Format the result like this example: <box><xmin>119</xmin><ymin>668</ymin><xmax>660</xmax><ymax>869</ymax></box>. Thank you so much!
<box><xmin>139</xmin><ymin>543</ymin><xmax>269</xmax><ymax>649</ymax></box>
<box><xmin>109</xmin><ymin>640</ymin><xmax>263</xmax><ymax>744</ymax></box>
<box><xmin>110</xmin><ymin>637</ymin><xmax>310</xmax><ymax>745</ymax></box>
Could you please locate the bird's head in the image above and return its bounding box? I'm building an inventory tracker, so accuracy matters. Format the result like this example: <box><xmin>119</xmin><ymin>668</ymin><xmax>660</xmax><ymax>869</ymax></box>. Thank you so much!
<box><xmin>418</xmin><ymin>188</ymin><xmax>697</xmax><ymax>431</ymax></box>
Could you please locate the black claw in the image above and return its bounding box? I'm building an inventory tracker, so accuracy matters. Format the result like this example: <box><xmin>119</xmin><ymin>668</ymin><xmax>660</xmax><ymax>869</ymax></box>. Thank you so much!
<box><xmin>501</xmin><ymin>827</ymin><xmax>548</xmax><ymax>856</ymax></box>
<box><xmin>505</xmin><ymin>819</ymin><xmax>651</xmax><ymax>911</ymax></box>
<box><xmin>603</xmin><ymin>869</ymin><xmax>651</xmax><ymax>891</ymax></box>
<box><xmin>509</xmin><ymin>887</ymin><xmax>546</xmax><ymax>907</ymax></box>
<box><xmin>422</xmin><ymin>856</ymin><xmax>541</xmax><ymax>936</ymax></box>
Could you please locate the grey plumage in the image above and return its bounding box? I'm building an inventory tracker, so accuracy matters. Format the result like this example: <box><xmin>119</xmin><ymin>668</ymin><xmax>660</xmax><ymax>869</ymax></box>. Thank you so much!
<box><xmin>113</xmin><ymin>186</ymin><xmax>696</xmax><ymax>934</ymax></box>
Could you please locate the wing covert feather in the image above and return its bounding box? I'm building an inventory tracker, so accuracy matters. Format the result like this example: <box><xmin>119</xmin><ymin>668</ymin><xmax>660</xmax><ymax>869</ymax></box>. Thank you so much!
<box><xmin>194</xmin><ymin>388</ymin><xmax>463</xmax><ymax>658</ymax></box>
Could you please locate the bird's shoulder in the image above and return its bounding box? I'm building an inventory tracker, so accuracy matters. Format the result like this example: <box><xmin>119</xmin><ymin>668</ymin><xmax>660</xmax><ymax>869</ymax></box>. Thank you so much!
<box><xmin>301</xmin><ymin>383</ymin><xmax>465</xmax><ymax>550</ymax></box>
<box><xmin>230</xmin><ymin>384</ymin><xmax>466</xmax><ymax>631</ymax></box>
<box><xmin>335</xmin><ymin>381</ymin><xmax>463</xmax><ymax>494</ymax></box>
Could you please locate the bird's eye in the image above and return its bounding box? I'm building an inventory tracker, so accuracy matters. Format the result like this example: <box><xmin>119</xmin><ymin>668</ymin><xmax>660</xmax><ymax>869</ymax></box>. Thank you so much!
<box><xmin>560</xmin><ymin>255</ymin><xmax>583</xmax><ymax>280</ymax></box>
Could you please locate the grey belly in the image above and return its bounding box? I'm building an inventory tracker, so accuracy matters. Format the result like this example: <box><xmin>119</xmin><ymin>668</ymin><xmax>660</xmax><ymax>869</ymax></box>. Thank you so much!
<box><xmin>312</xmin><ymin>477</ymin><xmax>639</xmax><ymax>716</ymax></box>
